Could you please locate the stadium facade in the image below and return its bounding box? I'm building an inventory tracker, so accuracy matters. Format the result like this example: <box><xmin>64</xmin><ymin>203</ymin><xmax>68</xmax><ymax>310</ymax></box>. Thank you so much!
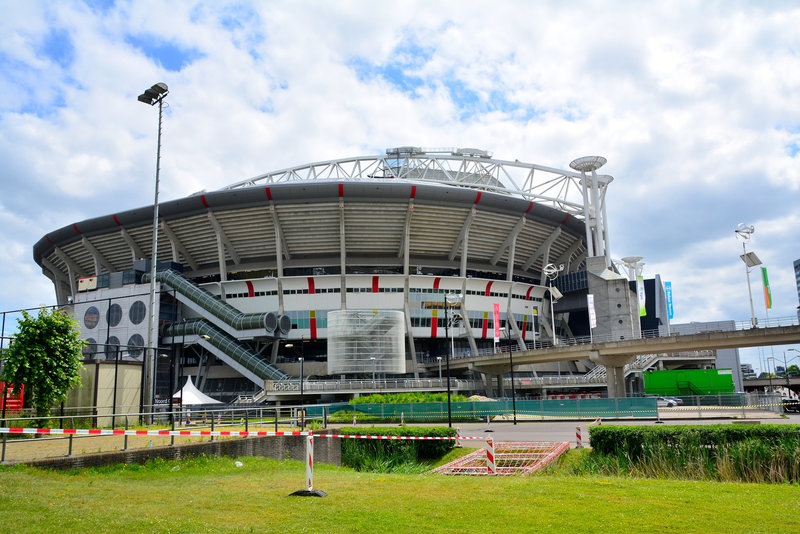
<box><xmin>33</xmin><ymin>147</ymin><xmax>648</xmax><ymax>403</ymax></box>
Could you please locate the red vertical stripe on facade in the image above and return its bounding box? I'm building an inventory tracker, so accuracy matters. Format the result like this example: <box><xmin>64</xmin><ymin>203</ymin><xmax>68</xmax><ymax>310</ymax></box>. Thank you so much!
<box><xmin>525</xmin><ymin>286</ymin><xmax>533</xmax><ymax>300</ymax></box>
<box><xmin>481</xmin><ymin>312</ymin><xmax>488</xmax><ymax>339</ymax></box>
<box><xmin>484</xmin><ymin>281</ymin><xmax>493</xmax><ymax>296</ymax></box>
<box><xmin>307</xmin><ymin>277</ymin><xmax>315</xmax><ymax>294</ymax></box>
<box><xmin>112</xmin><ymin>214</ymin><xmax>121</xmax><ymax>226</ymax></box>
<box><xmin>431</xmin><ymin>309</ymin><xmax>438</xmax><ymax>338</ymax></box>
<box><xmin>72</xmin><ymin>224</ymin><xmax>81</xmax><ymax>234</ymax></box>
<box><xmin>200</xmin><ymin>195</ymin><xmax>209</xmax><ymax>208</ymax></box>
<box><xmin>265</xmin><ymin>187</ymin><xmax>273</xmax><ymax>200</ymax></box>
<box><xmin>372</xmin><ymin>276</ymin><xmax>379</xmax><ymax>293</ymax></box>
<box><xmin>521</xmin><ymin>317</ymin><xmax>528</xmax><ymax>341</ymax></box>
<box><xmin>525</xmin><ymin>202</ymin><xmax>534</xmax><ymax>214</ymax></box>
<box><xmin>433</xmin><ymin>277</ymin><xmax>441</xmax><ymax>290</ymax></box>
<box><xmin>474</xmin><ymin>192</ymin><xmax>482</xmax><ymax>204</ymax></box>
<box><xmin>410</xmin><ymin>185</ymin><xmax>416</xmax><ymax>198</ymax></box>
<box><xmin>338</xmin><ymin>184</ymin><xmax>344</xmax><ymax>197</ymax></box>
<box><xmin>310</xmin><ymin>310</ymin><xmax>317</xmax><ymax>340</ymax></box>
<box><xmin>245</xmin><ymin>281</ymin><xmax>254</xmax><ymax>297</ymax></box>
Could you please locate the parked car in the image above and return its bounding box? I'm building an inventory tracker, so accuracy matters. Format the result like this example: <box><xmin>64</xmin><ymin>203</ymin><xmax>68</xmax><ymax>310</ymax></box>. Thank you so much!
<box><xmin>655</xmin><ymin>396</ymin><xmax>679</xmax><ymax>408</ymax></box>
<box><xmin>782</xmin><ymin>398</ymin><xmax>800</xmax><ymax>413</ymax></box>
<box><xmin>663</xmin><ymin>396</ymin><xmax>684</xmax><ymax>406</ymax></box>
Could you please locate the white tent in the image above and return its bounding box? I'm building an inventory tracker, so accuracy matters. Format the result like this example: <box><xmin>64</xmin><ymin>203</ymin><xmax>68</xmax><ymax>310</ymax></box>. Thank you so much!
<box><xmin>172</xmin><ymin>377</ymin><xmax>223</xmax><ymax>405</ymax></box>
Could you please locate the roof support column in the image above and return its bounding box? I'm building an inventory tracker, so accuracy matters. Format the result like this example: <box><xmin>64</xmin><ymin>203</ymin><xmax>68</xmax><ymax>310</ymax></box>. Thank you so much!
<box><xmin>216</xmin><ymin>233</ymin><xmax>227</xmax><ymax>281</ymax></box>
<box><xmin>339</xmin><ymin>196</ymin><xmax>346</xmax><ymax>309</ymax></box>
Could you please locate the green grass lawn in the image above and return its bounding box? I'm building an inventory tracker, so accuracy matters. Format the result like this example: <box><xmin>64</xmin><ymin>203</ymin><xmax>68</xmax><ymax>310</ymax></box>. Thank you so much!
<box><xmin>1</xmin><ymin>456</ymin><xmax>799</xmax><ymax>533</ymax></box>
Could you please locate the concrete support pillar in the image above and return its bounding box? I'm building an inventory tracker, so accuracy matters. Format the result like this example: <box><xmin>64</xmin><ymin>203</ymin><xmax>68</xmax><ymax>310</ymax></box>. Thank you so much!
<box><xmin>606</xmin><ymin>366</ymin><xmax>626</xmax><ymax>399</ymax></box>
<box><xmin>496</xmin><ymin>374</ymin><xmax>505</xmax><ymax>398</ymax></box>
<box><xmin>589</xmin><ymin>350</ymin><xmax>636</xmax><ymax>399</ymax></box>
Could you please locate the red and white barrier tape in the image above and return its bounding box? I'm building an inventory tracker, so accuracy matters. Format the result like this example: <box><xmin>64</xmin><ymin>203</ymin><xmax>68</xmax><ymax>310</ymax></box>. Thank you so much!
<box><xmin>0</xmin><ymin>427</ymin><xmax>308</xmax><ymax>438</ymax></box>
<box><xmin>0</xmin><ymin>427</ymin><xmax>485</xmax><ymax>441</ymax></box>
<box><xmin>318</xmin><ymin>433</ymin><xmax>483</xmax><ymax>440</ymax></box>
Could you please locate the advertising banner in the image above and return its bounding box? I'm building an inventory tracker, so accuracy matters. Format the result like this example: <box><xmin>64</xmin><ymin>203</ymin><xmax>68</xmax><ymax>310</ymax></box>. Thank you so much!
<box><xmin>664</xmin><ymin>281</ymin><xmax>674</xmax><ymax>319</ymax></box>
<box><xmin>493</xmin><ymin>303</ymin><xmax>501</xmax><ymax>342</ymax></box>
<box><xmin>637</xmin><ymin>275</ymin><xmax>646</xmax><ymax>317</ymax></box>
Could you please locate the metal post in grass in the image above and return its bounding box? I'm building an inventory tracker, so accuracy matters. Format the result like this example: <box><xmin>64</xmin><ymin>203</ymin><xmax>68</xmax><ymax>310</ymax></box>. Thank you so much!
<box><xmin>290</xmin><ymin>432</ymin><xmax>327</xmax><ymax>497</ymax></box>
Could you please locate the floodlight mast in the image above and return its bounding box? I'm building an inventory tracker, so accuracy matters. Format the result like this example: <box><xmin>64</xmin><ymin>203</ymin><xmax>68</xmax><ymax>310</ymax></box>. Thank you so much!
<box><xmin>137</xmin><ymin>82</ymin><xmax>168</xmax><ymax>421</ymax></box>
<box><xmin>735</xmin><ymin>223</ymin><xmax>759</xmax><ymax>328</ymax></box>
<box><xmin>542</xmin><ymin>263</ymin><xmax>565</xmax><ymax>346</ymax></box>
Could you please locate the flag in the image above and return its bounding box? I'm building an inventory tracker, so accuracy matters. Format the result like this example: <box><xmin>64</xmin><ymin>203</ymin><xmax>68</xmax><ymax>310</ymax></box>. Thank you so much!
<box><xmin>761</xmin><ymin>267</ymin><xmax>772</xmax><ymax>309</ymax></box>
<box><xmin>637</xmin><ymin>275</ymin><xmax>647</xmax><ymax>317</ymax></box>
<box><xmin>493</xmin><ymin>303</ymin><xmax>501</xmax><ymax>342</ymax></box>
<box><xmin>587</xmin><ymin>294</ymin><xmax>597</xmax><ymax>328</ymax></box>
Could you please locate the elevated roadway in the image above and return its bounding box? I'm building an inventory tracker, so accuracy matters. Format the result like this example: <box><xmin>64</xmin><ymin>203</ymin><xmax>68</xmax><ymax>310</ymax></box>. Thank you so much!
<box><xmin>432</xmin><ymin>325</ymin><xmax>800</xmax><ymax>397</ymax></box>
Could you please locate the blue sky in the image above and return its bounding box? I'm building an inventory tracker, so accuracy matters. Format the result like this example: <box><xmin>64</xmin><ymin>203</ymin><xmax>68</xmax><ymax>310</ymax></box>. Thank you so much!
<box><xmin>1</xmin><ymin>1</ymin><xmax>799</xmax><ymax>372</ymax></box>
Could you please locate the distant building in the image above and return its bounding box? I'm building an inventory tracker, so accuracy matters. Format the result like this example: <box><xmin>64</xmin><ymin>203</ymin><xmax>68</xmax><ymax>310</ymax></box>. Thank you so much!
<box><xmin>740</xmin><ymin>363</ymin><xmax>756</xmax><ymax>380</ymax></box>
<box><xmin>794</xmin><ymin>259</ymin><xmax>800</xmax><ymax>320</ymax></box>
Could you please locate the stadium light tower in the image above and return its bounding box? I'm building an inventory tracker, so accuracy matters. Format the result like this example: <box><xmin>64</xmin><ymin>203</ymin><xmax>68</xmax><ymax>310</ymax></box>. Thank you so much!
<box><xmin>137</xmin><ymin>82</ymin><xmax>169</xmax><ymax>418</ymax></box>
<box><xmin>735</xmin><ymin>223</ymin><xmax>760</xmax><ymax>328</ymax></box>
<box><xmin>443</xmin><ymin>292</ymin><xmax>463</xmax><ymax>428</ymax></box>
<box><xmin>542</xmin><ymin>263</ymin><xmax>564</xmax><ymax>346</ymax></box>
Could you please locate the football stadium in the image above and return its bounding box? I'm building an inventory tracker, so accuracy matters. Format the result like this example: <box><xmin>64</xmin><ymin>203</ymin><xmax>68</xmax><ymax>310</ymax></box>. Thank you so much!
<box><xmin>33</xmin><ymin>146</ymin><xmax>662</xmax><ymax>407</ymax></box>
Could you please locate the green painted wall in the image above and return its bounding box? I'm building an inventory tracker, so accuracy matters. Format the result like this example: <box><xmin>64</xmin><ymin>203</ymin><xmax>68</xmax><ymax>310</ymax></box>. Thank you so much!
<box><xmin>644</xmin><ymin>369</ymin><xmax>735</xmax><ymax>395</ymax></box>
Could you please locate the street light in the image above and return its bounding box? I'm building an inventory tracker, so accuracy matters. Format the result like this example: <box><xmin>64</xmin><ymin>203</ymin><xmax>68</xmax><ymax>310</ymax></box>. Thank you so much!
<box><xmin>767</xmin><ymin>356</ymin><xmax>774</xmax><ymax>393</ymax></box>
<box><xmin>783</xmin><ymin>349</ymin><xmax>800</xmax><ymax>391</ymax></box>
<box><xmin>499</xmin><ymin>327</ymin><xmax>517</xmax><ymax>425</ymax></box>
<box><xmin>138</xmin><ymin>82</ymin><xmax>169</xmax><ymax>421</ymax></box>
<box><xmin>735</xmin><ymin>224</ymin><xmax>760</xmax><ymax>328</ymax></box>
<box><xmin>298</xmin><ymin>356</ymin><xmax>304</xmax><ymax>429</ymax></box>
<box><xmin>436</xmin><ymin>356</ymin><xmax>442</xmax><ymax>385</ymax></box>
<box><xmin>542</xmin><ymin>264</ymin><xmax>564</xmax><ymax>346</ymax></box>
<box><xmin>443</xmin><ymin>292</ymin><xmax>463</xmax><ymax>428</ymax></box>
<box><xmin>370</xmin><ymin>357</ymin><xmax>376</xmax><ymax>386</ymax></box>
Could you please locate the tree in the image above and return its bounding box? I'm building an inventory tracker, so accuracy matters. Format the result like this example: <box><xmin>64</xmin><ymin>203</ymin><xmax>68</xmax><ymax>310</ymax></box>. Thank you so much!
<box><xmin>0</xmin><ymin>308</ymin><xmax>84</xmax><ymax>422</ymax></box>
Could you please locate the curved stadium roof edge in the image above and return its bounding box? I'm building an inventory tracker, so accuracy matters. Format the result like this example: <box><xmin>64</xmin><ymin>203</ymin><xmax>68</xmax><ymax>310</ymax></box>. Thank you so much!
<box><xmin>34</xmin><ymin>180</ymin><xmax>586</xmax><ymax>266</ymax></box>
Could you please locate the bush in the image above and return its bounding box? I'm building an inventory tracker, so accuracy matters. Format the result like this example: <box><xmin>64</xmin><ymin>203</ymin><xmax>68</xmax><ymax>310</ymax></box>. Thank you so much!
<box><xmin>350</xmin><ymin>393</ymin><xmax>469</xmax><ymax>405</ymax></box>
<box><xmin>337</xmin><ymin>426</ymin><xmax>458</xmax><ymax>472</ymax></box>
<box><xmin>586</xmin><ymin>424</ymin><xmax>800</xmax><ymax>483</ymax></box>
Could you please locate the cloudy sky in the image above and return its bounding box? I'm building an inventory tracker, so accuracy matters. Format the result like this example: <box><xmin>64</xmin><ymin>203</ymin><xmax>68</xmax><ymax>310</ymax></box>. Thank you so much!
<box><xmin>1</xmin><ymin>0</ymin><xmax>798</xmax><ymax>372</ymax></box>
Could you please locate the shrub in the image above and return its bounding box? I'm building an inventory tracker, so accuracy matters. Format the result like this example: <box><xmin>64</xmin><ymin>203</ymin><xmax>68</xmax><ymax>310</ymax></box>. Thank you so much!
<box><xmin>587</xmin><ymin>424</ymin><xmax>800</xmax><ymax>483</ymax></box>
<box><xmin>337</xmin><ymin>426</ymin><xmax>457</xmax><ymax>472</ymax></box>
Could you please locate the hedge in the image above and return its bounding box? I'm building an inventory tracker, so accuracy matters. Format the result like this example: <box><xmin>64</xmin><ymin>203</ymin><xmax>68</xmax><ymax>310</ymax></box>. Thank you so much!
<box><xmin>590</xmin><ymin>424</ymin><xmax>800</xmax><ymax>459</ymax></box>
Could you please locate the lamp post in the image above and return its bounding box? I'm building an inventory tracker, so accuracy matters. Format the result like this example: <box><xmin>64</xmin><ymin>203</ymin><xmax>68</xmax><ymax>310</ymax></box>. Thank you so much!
<box><xmin>298</xmin><ymin>356</ymin><xmax>304</xmax><ymax>429</ymax></box>
<box><xmin>735</xmin><ymin>224</ymin><xmax>760</xmax><ymax>328</ymax></box>
<box><xmin>437</xmin><ymin>356</ymin><xmax>442</xmax><ymax>385</ymax></box>
<box><xmin>500</xmin><ymin>327</ymin><xmax>517</xmax><ymax>425</ymax></box>
<box><xmin>542</xmin><ymin>263</ymin><xmax>564</xmax><ymax>346</ymax></box>
<box><xmin>784</xmin><ymin>349</ymin><xmax>800</xmax><ymax>391</ymax></box>
<box><xmin>138</xmin><ymin>82</ymin><xmax>169</xmax><ymax>421</ymax></box>
<box><xmin>767</xmin><ymin>356</ymin><xmax>774</xmax><ymax>393</ymax></box>
<box><xmin>443</xmin><ymin>292</ymin><xmax>463</xmax><ymax>428</ymax></box>
<box><xmin>370</xmin><ymin>357</ymin><xmax>376</xmax><ymax>387</ymax></box>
